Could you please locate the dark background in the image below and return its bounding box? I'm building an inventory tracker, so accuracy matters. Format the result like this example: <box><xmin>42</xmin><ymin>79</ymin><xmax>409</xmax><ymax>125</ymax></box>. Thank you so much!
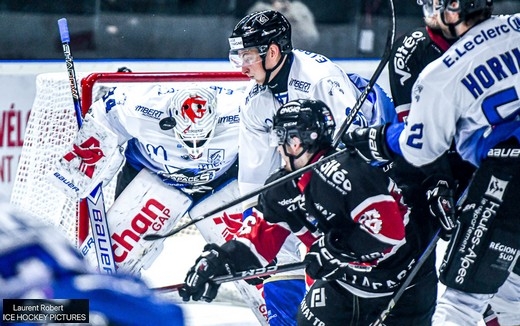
<box><xmin>0</xmin><ymin>0</ymin><xmax>517</xmax><ymax>60</ymax></box>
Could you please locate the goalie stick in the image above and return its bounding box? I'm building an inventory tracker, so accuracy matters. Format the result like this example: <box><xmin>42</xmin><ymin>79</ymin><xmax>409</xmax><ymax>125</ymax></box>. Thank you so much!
<box><xmin>58</xmin><ymin>18</ymin><xmax>83</xmax><ymax>129</ymax></box>
<box><xmin>58</xmin><ymin>18</ymin><xmax>116</xmax><ymax>274</ymax></box>
<box><xmin>144</xmin><ymin>0</ymin><xmax>397</xmax><ymax>242</ymax></box>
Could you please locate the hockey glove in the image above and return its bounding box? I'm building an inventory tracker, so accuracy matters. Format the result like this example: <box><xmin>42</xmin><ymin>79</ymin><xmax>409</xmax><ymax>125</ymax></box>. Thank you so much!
<box><xmin>341</xmin><ymin>124</ymin><xmax>393</xmax><ymax>164</ymax></box>
<box><xmin>424</xmin><ymin>177</ymin><xmax>457</xmax><ymax>241</ymax></box>
<box><xmin>179</xmin><ymin>243</ymin><xmax>234</xmax><ymax>303</ymax></box>
<box><xmin>305</xmin><ymin>231</ymin><xmax>379</xmax><ymax>280</ymax></box>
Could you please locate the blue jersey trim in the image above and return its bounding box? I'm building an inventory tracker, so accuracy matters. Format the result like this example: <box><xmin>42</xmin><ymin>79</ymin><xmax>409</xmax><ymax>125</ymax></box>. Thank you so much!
<box><xmin>386</xmin><ymin>122</ymin><xmax>404</xmax><ymax>157</ymax></box>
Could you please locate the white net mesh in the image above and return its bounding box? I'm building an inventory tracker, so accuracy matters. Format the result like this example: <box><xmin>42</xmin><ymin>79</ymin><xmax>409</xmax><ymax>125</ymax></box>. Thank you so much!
<box><xmin>10</xmin><ymin>72</ymin><xmax>87</xmax><ymax>246</ymax></box>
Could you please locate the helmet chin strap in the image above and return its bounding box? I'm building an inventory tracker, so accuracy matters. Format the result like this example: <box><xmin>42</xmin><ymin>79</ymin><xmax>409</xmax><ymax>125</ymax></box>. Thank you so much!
<box><xmin>282</xmin><ymin>144</ymin><xmax>309</xmax><ymax>171</ymax></box>
<box><xmin>441</xmin><ymin>9</ymin><xmax>463</xmax><ymax>38</ymax></box>
<box><xmin>262</xmin><ymin>53</ymin><xmax>287</xmax><ymax>86</ymax></box>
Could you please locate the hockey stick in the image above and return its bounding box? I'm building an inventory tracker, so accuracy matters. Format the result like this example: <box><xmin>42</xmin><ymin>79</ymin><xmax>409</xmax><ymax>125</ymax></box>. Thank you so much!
<box><xmin>332</xmin><ymin>0</ymin><xmax>396</xmax><ymax>148</ymax></box>
<box><xmin>144</xmin><ymin>0</ymin><xmax>397</xmax><ymax>242</ymax></box>
<box><xmin>153</xmin><ymin>261</ymin><xmax>308</xmax><ymax>292</ymax></box>
<box><xmin>144</xmin><ymin>148</ymin><xmax>347</xmax><ymax>241</ymax></box>
<box><xmin>58</xmin><ymin>18</ymin><xmax>117</xmax><ymax>274</ymax></box>
<box><xmin>371</xmin><ymin>230</ymin><xmax>440</xmax><ymax>326</ymax></box>
<box><xmin>58</xmin><ymin>18</ymin><xmax>83</xmax><ymax>129</ymax></box>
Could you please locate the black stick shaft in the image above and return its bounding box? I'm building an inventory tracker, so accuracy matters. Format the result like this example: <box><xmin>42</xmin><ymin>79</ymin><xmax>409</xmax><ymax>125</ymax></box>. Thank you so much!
<box><xmin>58</xmin><ymin>18</ymin><xmax>83</xmax><ymax>128</ymax></box>
<box><xmin>154</xmin><ymin>261</ymin><xmax>308</xmax><ymax>292</ymax></box>
<box><xmin>371</xmin><ymin>231</ymin><xmax>440</xmax><ymax>326</ymax></box>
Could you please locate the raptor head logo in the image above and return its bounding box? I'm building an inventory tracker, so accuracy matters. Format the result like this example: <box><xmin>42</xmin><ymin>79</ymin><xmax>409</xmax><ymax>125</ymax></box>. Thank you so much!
<box><xmin>181</xmin><ymin>96</ymin><xmax>207</xmax><ymax>123</ymax></box>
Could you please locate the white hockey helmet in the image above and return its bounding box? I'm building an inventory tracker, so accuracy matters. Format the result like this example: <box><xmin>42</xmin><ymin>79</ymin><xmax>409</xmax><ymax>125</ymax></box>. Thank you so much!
<box><xmin>168</xmin><ymin>87</ymin><xmax>218</xmax><ymax>159</ymax></box>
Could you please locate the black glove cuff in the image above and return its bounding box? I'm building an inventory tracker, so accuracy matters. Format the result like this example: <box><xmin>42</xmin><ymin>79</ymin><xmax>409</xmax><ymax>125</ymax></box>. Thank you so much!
<box><xmin>342</xmin><ymin>123</ymin><xmax>394</xmax><ymax>162</ymax></box>
<box><xmin>376</xmin><ymin>123</ymin><xmax>395</xmax><ymax>161</ymax></box>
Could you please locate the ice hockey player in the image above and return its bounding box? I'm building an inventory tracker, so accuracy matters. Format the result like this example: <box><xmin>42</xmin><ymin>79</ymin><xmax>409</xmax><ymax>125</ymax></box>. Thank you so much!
<box><xmin>179</xmin><ymin>99</ymin><xmax>438</xmax><ymax>325</ymax></box>
<box><xmin>342</xmin><ymin>0</ymin><xmax>520</xmax><ymax>324</ymax></box>
<box><xmin>388</xmin><ymin>0</ymin><xmax>476</xmax><ymax>225</ymax></box>
<box><xmin>389</xmin><ymin>0</ymin><xmax>504</xmax><ymax>324</ymax></box>
<box><xmin>48</xmin><ymin>84</ymin><xmax>268</xmax><ymax>324</ymax></box>
<box><xmin>390</xmin><ymin>0</ymin><xmax>455</xmax><ymax>122</ymax></box>
<box><xmin>228</xmin><ymin>9</ymin><xmax>395</xmax><ymax>324</ymax></box>
<box><xmin>0</xmin><ymin>192</ymin><xmax>185</xmax><ymax>326</ymax></box>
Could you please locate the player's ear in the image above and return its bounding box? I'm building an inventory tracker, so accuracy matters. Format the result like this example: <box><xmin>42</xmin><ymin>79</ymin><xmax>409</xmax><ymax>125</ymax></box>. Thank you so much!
<box><xmin>267</xmin><ymin>43</ymin><xmax>281</xmax><ymax>58</ymax></box>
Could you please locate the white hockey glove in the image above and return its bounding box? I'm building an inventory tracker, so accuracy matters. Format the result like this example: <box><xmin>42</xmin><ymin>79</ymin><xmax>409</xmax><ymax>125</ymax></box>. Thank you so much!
<box><xmin>179</xmin><ymin>244</ymin><xmax>234</xmax><ymax>303</ymax></box>
<box><xmin>424</xmin><ymin>176</ymin><xmax>457</xmax><ymax>241</ymax></box>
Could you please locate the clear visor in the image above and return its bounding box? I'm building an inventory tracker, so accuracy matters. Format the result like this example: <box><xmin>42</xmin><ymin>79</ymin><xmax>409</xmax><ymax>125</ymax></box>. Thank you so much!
<box><xmin>269</xmin><ymin>127</ymin><xmax>288</xmax><ymax>147</ymax></box>
<box><xmin>228</xmin><ymin>46</ymin><xmax>267</xmax><ymax>68</ymax></box>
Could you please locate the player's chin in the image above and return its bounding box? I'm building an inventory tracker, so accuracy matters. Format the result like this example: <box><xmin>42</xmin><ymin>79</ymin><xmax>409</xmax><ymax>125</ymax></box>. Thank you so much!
<box><xmin>252</xmin><ymin>75</ymin><xmax>265</xmax><ymax>84</ymax></box>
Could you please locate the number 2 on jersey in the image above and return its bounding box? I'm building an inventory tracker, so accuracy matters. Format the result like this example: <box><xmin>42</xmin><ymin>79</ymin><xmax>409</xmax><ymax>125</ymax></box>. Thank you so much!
<box><xmin>406</xmin><ymin>86</ymin><xmax>520</xmax><ymax>149</ymax></box>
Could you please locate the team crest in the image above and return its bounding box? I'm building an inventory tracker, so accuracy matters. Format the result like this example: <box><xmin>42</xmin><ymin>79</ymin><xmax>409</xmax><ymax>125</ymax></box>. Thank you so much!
<box><xmin>358</xmin><ymin>209</ymin><xmax>383</xmax><ymax>234</ymax></box>
<box><xmin>326</xmin><ymin>80</ymin><xmax>345</xmax><ymax>96</ymax></box>
<box><xmin>208</xmin><ymin>149</ymin><xmax>224</xmax><ymax>166</ymax></box>
<box><xmin>485</xmin><ymin>175</ymin><xmax>509</xmax><ymax>202</ymax></box>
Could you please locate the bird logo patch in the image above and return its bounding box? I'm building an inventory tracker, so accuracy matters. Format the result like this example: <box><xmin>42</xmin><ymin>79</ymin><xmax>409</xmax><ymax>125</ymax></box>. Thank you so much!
<box><xmin>63</xmin><ymin>136</ymin><xmax>104</xmax><ymax>178</ymax></box>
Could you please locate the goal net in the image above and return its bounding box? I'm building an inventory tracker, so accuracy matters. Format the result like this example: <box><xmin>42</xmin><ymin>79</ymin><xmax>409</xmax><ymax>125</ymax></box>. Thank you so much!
<box><xmin>10</xmin><ymin>70</ymin><xmax>249</xmax><ymax>247</ymax></box>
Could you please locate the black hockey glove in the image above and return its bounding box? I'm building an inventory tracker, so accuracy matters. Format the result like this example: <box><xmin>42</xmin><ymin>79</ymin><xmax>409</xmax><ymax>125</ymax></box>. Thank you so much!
<box><xmin>341</xmin><ymin>124</ymin><xmax>393</xmax><ymax>164</ymax></box>
<box><xmin>305</xmin><ymin>231</ymin><xmax>380</xmax><ymax>280</ymax></box>
<box><xmin>424</xmin><ymin>176</ymin><xmax>457</xmax><ymax>241</ymax></box>
<box><xmin>179</xmin><ymin>243</ymin><xmax>234</xmax><ymax>303</ymax></box>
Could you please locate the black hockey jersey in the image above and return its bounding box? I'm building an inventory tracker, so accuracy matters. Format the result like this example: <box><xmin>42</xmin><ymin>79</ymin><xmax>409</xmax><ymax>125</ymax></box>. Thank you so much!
<box><xmin>389</xmin><ymin>26</ymin><xmax>451</xmax><ymax>122</ymax></box>
<box><xmin>228</xmin><ymin>149</ymin><xmax>430</xmax><ymax>297</ymax></box>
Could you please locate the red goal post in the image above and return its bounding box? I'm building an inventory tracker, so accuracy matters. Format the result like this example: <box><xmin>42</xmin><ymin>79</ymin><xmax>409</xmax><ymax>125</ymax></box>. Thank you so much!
<box><xmin>11</xmin><ymin>70</ymin><xmax>249</xmax><ymax>248</ymax></box>
<box><xmin>81</xmin><ymin>71</ymin><xmax>249</xmax><ymax>113</ymax></box>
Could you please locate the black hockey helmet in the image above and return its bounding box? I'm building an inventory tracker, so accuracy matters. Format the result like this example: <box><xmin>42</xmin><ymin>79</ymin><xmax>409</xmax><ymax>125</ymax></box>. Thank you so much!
<box><xmin>228</xmin><ymin>10</ymin><xmax>292</xmax><ymax>55</ymax></box>
<box><xmin>271</xmin><ymin>99</ymin><xmax>336</xmax><ymax>153</ymax></box>
<box><xmin>440</xmin><ymin>0</ymin><xmax>493</xmax><ymax>21</ymax></box>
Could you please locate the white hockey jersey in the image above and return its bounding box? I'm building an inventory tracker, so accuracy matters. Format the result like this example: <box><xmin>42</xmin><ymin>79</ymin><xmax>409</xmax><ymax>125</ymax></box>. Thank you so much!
<box><xmin>238</xmin><ymin>49</ymin><xmax>393</xmax><ymax>204</ymax></box>
<box><xmin>397</xmin><ymin>14</ymin><xmax>520</xmax><ymax>167</ymax></box>
<box><xmin>89</xmin><ymin>84</ymin><xmax>241</xmax><ymax>188</ymax></box>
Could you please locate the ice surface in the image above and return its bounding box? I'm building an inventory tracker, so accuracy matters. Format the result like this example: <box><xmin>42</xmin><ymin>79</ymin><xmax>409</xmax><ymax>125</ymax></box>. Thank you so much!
<box><xmin>142</xmin><ymin>233</ymin><xmax>486</xmax><ymax>325</ymax></box>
